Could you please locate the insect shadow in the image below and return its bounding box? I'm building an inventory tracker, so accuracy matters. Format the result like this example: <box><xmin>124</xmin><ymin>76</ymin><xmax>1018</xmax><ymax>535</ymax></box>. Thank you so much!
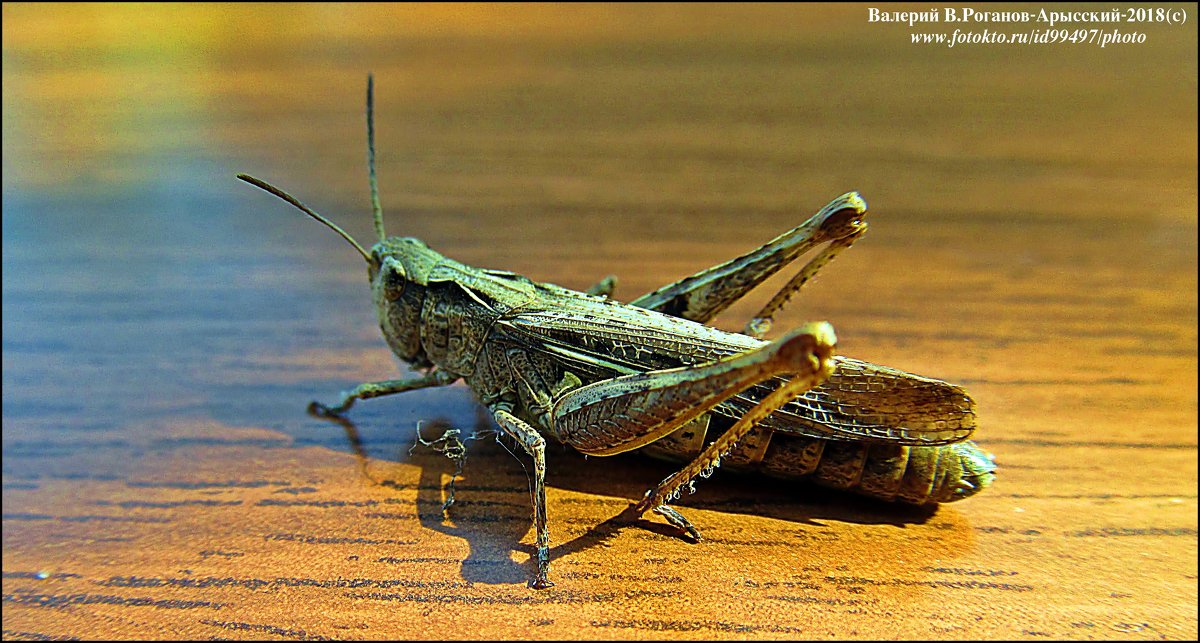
<box><xmin>317</xmin><ymin>396</ymin><xmax>952</xmax><ymax>587</ymax></box>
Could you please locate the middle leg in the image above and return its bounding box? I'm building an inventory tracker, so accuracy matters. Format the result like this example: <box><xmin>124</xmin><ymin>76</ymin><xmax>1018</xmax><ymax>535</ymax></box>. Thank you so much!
<box><xmin>491</xmin><ymin>404</ymin><xmax>555</xmax><ymax>590</ymax></box>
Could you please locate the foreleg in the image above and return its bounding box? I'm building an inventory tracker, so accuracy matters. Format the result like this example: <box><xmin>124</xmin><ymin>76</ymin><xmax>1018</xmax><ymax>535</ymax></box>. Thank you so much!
<box><xmin>308</xmin><ymin>370</ymin><xmax>459</xmax><ymax>417</ymax></box>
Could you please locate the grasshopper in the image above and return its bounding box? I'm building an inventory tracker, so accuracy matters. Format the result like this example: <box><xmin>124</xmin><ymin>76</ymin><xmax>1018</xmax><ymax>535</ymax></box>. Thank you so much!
<box><xmin>238</xmin><ymin>77</ymin><xmax>995</xmax><ymax>589</ymax></box>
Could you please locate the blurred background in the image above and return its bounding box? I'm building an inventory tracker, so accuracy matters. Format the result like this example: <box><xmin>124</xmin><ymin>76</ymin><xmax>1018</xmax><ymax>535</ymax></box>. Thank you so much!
<box><xmin>3</xmin><ymin>3</ymin><xmax>1196</xmax><ymax>640</ymax></box>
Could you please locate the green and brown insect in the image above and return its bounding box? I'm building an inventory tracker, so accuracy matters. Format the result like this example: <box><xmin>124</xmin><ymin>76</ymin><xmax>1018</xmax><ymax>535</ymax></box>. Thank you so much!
<box><xmin>239</xmin><ymin>76</ymin><xmax>995</xmax><ymax>589</ymax></box>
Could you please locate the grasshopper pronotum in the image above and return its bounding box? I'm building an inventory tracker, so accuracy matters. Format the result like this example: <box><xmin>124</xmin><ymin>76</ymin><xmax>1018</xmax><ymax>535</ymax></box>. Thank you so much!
<box><xmin>239</xmin><ymin>77</ymin><xmax>995</xmax><ymax>589</ymax></box>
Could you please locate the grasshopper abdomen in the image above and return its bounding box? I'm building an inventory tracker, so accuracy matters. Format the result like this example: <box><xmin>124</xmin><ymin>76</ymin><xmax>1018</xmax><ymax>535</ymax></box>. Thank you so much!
<box><xmin>640</xmin><ymin>419</ymin><xmax>995</xmax><ymax>505</ymax></box>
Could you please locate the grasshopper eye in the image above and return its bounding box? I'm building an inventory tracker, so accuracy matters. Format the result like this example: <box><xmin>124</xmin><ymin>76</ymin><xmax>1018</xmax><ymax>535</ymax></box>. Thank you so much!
<box><xmin>381</xmin><ymin>256</ymin><xmax>407</xmax><ymax>301</ymax></box>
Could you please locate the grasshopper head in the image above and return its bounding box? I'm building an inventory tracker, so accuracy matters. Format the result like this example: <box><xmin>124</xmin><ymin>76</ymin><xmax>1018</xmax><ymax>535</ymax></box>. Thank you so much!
<box><xmin>368</xmin><ymin>237</ymin><xmax>444</xmax><ymax>368</ymax></box>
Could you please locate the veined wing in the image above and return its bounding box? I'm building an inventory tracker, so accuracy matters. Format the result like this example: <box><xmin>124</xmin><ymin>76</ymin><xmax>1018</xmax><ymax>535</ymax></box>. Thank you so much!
<box><xmin>499</xmin><ymin>296</ymin><xmax>975</xmax><ymax>446</ymax></box>
<box><xmin>497</xmin><ymin>296</ymin><xmax>745</xmax><ymax>375</ymax></box>
<box><xmin>723</xmin><ymin>357</ymin><xmax>976</xmax><ymax>445</ymax></box>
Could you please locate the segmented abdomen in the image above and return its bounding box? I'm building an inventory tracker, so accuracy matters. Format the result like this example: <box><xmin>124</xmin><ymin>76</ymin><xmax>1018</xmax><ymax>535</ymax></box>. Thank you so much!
<box><xmin>637</xmin><ymin>419</ymin><xmax>995</xmax><ymax>505</ymax></box>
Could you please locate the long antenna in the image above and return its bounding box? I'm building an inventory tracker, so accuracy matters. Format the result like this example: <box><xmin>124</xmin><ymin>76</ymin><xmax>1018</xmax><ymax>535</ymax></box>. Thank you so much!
<box><xmin>367</xmin><ymin>74</ymin><xmax>386</xmax><ymax>243</ymax></box>
<box><xmin>237</xmin><ymin>173</ymin><xmax>372</xmax><ymax>263</ymax></box>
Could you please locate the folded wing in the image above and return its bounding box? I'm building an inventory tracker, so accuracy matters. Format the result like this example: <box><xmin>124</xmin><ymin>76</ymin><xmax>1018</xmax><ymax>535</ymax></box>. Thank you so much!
<box><xmin>501</xmin><ymin>298</ymin><xmax>976</xmax><ymax>447</ymax></box>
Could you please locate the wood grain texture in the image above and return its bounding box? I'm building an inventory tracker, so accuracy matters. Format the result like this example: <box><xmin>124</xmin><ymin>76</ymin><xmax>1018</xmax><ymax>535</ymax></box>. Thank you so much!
<box><xmin>3</xmin><ymin>4</ymin><xmax>1196</xmax><ymax>640</ymax></box>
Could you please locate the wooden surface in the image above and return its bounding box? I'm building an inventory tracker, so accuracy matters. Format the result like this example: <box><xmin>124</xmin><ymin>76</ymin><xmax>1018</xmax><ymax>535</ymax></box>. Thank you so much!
<box><xmin>3</xmin><ymin>4</ymin><xmax>1196</xmax><ymax>640</ymax></box>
